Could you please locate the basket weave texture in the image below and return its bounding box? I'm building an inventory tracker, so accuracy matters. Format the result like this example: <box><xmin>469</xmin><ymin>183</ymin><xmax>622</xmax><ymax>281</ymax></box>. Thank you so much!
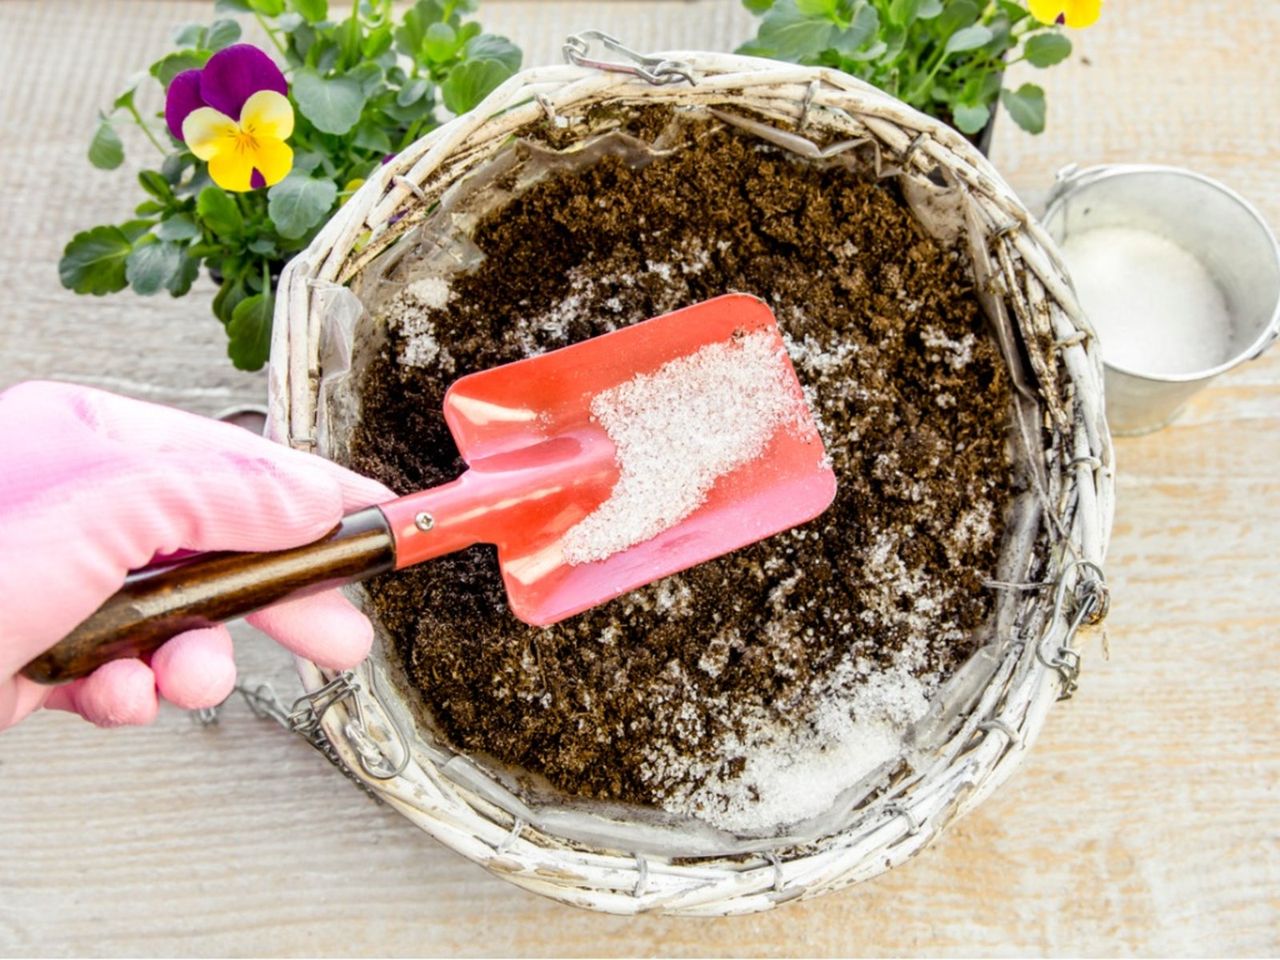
<box><xmin>266</xmin><ymin>51</ymin><xmax>1115</xmax><ymax>916</ymax></box>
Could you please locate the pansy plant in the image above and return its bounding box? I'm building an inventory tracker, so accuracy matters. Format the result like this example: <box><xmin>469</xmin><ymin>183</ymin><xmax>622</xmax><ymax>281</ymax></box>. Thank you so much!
<box><xmin>738</xmin><ymin>0</ymin><xmax>1100</xmax><ymax>141</ymax></box>
<box><xmin>60</xmin><ymin>0</ymin><xmax>523</xmax><ymax>371</ymax></box>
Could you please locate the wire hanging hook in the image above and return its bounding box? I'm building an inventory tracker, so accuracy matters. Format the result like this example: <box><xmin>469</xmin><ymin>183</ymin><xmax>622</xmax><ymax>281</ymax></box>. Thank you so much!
<box><xmin>563</xmin><ymin>31</ymin><xmax>696</xmax><ymax>86</ymax></box>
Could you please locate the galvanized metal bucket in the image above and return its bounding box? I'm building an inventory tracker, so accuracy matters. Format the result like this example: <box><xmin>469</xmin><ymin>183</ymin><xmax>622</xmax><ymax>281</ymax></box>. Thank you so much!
<box><xmin>1043</xmin><ymin>164</ymin><xmax>1280</xmax><ymax>435</ymax></box>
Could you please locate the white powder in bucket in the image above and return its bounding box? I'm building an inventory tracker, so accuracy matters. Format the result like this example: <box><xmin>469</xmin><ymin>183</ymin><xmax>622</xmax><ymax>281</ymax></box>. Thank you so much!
<box><xmin>1061</xmin><ymin>226</ymin><xmax>1234</xmax><ymax>375</ymax></box>
<box><xmin>562</xmin><ymin>331</ymin><xmax>804</xmax><ymax>566</ymax></box>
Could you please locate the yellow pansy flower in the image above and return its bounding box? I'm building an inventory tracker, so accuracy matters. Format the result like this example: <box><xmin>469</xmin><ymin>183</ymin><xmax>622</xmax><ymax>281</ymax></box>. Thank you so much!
<box><xmin>165</xmin><ymin>44</ymin><xmax>295</xmax><ymax>193</ymax></box>
<box><xmin>1028</xmin><ymin>0</ymin><xmax>1102</xmax><ymax>28</ymax></box>
<box><xmin>182</xmin><ymin>90</ymin><xmax>295</xmax><ymax>193</ymax></box>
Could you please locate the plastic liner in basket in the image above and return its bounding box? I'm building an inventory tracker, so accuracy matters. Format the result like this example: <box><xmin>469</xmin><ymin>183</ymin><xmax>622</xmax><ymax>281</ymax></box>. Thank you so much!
<box><xmin>267</xmin><ymin>51</ymin><xmax>1113</xmax><ymax>915</ymax></box>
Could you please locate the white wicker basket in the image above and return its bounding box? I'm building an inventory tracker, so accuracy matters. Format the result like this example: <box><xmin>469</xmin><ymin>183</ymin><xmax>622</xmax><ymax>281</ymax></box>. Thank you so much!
<box><xmin>265</xmin><ymin>47</ymin><xmax>1115</xmax><ymax>916</ymax></box>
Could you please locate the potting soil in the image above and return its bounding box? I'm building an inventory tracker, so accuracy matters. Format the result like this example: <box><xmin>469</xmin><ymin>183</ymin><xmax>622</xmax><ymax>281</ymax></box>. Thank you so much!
<box><xmin>347</xmin><ymin>112</ymin><xmax>1014</xmax><ymax>832</ymax></box>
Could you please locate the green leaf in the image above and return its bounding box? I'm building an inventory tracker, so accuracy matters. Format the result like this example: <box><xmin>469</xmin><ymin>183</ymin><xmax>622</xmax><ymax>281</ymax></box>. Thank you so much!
<box><xmin>845</xmin><ymin>38</ymin><xmax>887</xmax><ymax>61</ymax></box>
<box><xmin>167</xmin><ymin>251</ymin><xmax>201</xmax><ymax>297</ymax></box>
<box><xmin>1024</xmin><ymin>32</ymin><xmax>1072</xmax><ymax>68</ymax></box>
<box><xmin>1001</xmin><ymin>82</ymin><xmax>1046</xmax><ymax>134</ymax></box>
<box><xmin>311</xmin><ymin>40</ymin><xmax>341</xmax><ymax>75</ymax></box>
<box><xmin>248</xmin><ymin>237</ymin><xmax>280</xmax><ymax>256</ymax></box>
<box><xmin>464</xmin><ymin>34</ymin><xmax>522</xmax><ymax>72</ymax></box>
<box><xmin>213</xmin><ymin>272</ymin><xmax>250</xmax><ymax>323</ymax></box>
<box><xmin>394</xmin><ymin>1</ymin><xmax>431</xmax><ymax>59</ymax></box>
<box><xmin>88</xmin><ymin>118</ymin><xmax>124</xmax><ymax>170</ymax></box>
<box><xmin>291</xmin><ymin>0</ymin><xmax>327</xmax><ymax>22</ymax></box>
<box><xmin>173</xmin><ymin>23</ymin><xmax>206</xmax><ymax>47</ymax></box>
<box><xmin>985</xmin><ymin>17</ymin><xmax>1014</xmax><ymax>55</ymax></box>
<box><xmin>423</xmin><ymin>22</ymin><xmax>457</xmax><ymax>62</ymax></box>
<box><xmin>150</xmin><ymin>50</ymin><xmax>209</xmax><ymax>87</ymax></box>
<box><xmin>795</xmin><ymin>0</ymin><xmax>838</xmax><ymax>17</ymax></box>
<box><xmin>916</xmin><ymin>0</ymin><xmax>943</xmax><ymax>18</ymax></box>
<box><xmin>945</xmin><ymin>25</ymin><xmax>994</xmax><ymax>54</ymax></box>
<box><xmin>379</xmin><ymin>94</ymin><xmax>433</xmax><ymax>123</ymax></box>
<box><xmin>288</xmin><ymin>21</ymin><xmax>317</xmax><ymax>61</ymax></box>
<box><xmin>155</xmin><ymin>214</ymin><xmax>200</xmax><ymax>241</ymax></box>
<box><xmin>112</xmin><ymin>75</ymin><xmax>145</xmax><ymax>113</ymax></box>
<box><xmin>888</xmin><ymin>0</ymin><xmax>919</xmax><ymax>27</ymax></box>
<box><xmin>364</xmin><ymin>24</ymin><xmax>394</xmax><ymax>58</ymax></box>
<box><xmin>138</xmin><ymin>170</ymin><xmax>174</xmax><ymax>203</ymax></box>
<box><xmin>126</xmin><ymin>239</ymin><xmax>184</xmax><ymax>296</ymax></box>
<box><xmin>227</xmin><ymin>293</ymin><xmax>275</xmax><ymax>370</ymax></box>
<box><xmin>206</xmin><ymin>18</ymin><xmax>243</xmax><ymax>51</ymax></box>
<box><xmin>267</xmin><ymin>175</ymin><xmax>338</xmax><ymax>239</ymax></box>
<box><xmin>952</xmin><ymin>102</ymin><xmax>991</xmax><ymax>134</ymax></box>
<box><xmin>441</xmin><ymin>58</ymin><xmax>511</xmax><ymax>114</ymax></box>
<box><xmin>997</xmin><ymin>0</ymin><xmax>1031</xmax><ymax>23</ymax></box>
<box><xmin>160</xmin><ymin>152</ymin><xmax>191</xmax><ymax>185</ymax></box>
<box><xmin>936</xmin><ymin>0</ymin><xmax>979</xmax><ymax>35</ymax></box>
<box><xmin>249</xmin><ymin>0</ymin><xmax>286</xmax><ymax>14</ymax></box>
<box><xmin>743</xmin><ymin>0</ymin><xmax>776</xmax><ymax>11</ymax></box>
<box><xmin>291</xmin><ymin>150</ymin><xmax>326</xmax><ymax>175</ymax></box>
<box><xmin>59</xmin><ymin>226</ymin><xmax>133</xmax><ymax>295</ymax></box>
<box><xmin>353</xmin><ymin>121</ymin><xmax>393</xmax><ymax>153</ymax></box>
<box><xmin>397</xmin><ymin>76</ymin><xmax>429</xmax><ymax>107</ymax></box>
<box><xmin>214</xmin><ymin>0</ymin><xmax>252</xmax><ymax>12</ymax></box>
<box><xmin>120</xmin><ymin>219</ymin><xmax>155</xmax><ymax>242</ymax></box>
<box><xmin>347</xmin><ymin>61</ymin><xmax>385</xmax><ymax>96</ymax></box>
<box><xmin>196</xmin><ymin>186</ymin><xmax>243</xmax><ymax>237</ymax></box>
<box><xmin>337</xmin><ymin>13</ymin><xmax>362</xmax><ymax>68</ymax></box>
<box><xmin>832</xmin><ymin>3</ymin><xmax>879</xmax><ymax>53</ymax></box>
<box><xmin>292</xmin><ymin>68</ymin><xmax>367</xmax><ymax>134</ymax></box>
<box><xmin>756</xmin><ymin>0</ymin><xmax>835</xmax><ymax>61</ymax></box>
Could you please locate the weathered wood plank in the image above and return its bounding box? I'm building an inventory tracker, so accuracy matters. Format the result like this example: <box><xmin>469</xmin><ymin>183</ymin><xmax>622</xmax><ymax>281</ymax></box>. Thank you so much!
<box><xmin>1</xmin><ymin>0</ymin><xmax>1277</xmax><ymax>955</ymax></box>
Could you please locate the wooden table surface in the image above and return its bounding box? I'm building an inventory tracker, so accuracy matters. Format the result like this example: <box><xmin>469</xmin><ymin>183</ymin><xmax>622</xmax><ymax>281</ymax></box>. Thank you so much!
<box><xmin>1</xmin><ymin>1</ymin><xmax>1277</xmax><ymax>956</ymax></box>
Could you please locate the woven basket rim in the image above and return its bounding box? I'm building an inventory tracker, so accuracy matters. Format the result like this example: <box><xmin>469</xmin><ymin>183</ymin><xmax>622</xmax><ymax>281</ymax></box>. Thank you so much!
<box><xmin>266</xmin><ymin>50</ymin><xmax>1115</xmax><ymax>916</ymax></box>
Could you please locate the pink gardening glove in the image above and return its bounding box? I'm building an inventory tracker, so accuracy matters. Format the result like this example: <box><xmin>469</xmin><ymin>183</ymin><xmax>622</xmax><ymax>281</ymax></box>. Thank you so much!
<box><xmin>0</xmin><ymin>381</ymin><xmax>394</xmax><ymax>731</ymax></box>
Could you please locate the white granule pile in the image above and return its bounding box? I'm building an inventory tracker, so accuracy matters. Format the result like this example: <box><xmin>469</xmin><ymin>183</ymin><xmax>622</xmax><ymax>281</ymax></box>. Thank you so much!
<box><xmin>1061</xmin><ymin>226</ymin><xmax>1233</xmax><ymax>375</ymax></box>
<box><xmin>386</xmin><ymin>276</ymin><xmax>457</xmax><ymax>371</ymax></box>
<box><xmin>407</xmin><ymin>276</ymin><xmax>451</xmax><ymax>309</ymax></box>
<box><xmin>676</xmin><ymin>662</ymin><xmax>932</xmax><ymax>833</ymax></box>
<box><xmin>562</xmin><ymin>331</ymin><xmax>804</xmax><ymax>566</ymax></box>
<box><xmin>642</xmin><ymin>517</ymin><xmax>972</xmax><ymax>834</ymax></box>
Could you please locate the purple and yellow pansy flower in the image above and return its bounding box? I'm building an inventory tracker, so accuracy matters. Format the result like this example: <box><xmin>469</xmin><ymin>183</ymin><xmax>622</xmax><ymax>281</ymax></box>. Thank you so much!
<box><xmin>165</xmin><ymin>44</ymin><xmax>294</xmax><ymax>193</ymax></box>
<box><xmin>1028</xmin><ymin>0</ymin><xmax>1102</xmax><ymax>28</ymax></box>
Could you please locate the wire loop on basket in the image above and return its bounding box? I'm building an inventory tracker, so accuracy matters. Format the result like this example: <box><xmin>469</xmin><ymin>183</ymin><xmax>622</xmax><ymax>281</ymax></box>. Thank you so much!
<box><xmin>562</xmin><ymin>31</ymin><xmax>696</xmax><ymax>86</ymax></box>
<box><xmin>266</xmin><ymin>50</ymin><xmax>1115</xmax><ymax>915</ymax></box>
<box><xmin>201</xmin><ymin>670</ymin><xmax>410</xmax><ymax>794</ymax></box>
<box><xmin>1037</xmin><ymin>560</ymin><xmax>1110</xmax><ymax>700</ymax></box>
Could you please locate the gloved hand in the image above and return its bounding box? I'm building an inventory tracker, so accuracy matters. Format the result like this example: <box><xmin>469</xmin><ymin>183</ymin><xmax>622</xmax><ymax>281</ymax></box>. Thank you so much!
<box><xmin>0</xmin><ymin>381</ymin><xmax>394</xmax><ymax>731</ymax></box>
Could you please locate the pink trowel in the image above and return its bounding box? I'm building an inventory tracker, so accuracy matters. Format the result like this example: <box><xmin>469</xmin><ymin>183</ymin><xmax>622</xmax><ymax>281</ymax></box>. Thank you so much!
<box><xmin>24</xmin><ymin>293</ymin><xmax>837</xmax><ymax>685</ymax></box>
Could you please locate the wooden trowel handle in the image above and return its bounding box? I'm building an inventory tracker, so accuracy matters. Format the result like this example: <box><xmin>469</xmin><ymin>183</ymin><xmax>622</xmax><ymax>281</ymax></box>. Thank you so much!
<box><xmin>21</xmin><ymin>507</ymin><xmax>396</xmax><ymax>686</ymax></box>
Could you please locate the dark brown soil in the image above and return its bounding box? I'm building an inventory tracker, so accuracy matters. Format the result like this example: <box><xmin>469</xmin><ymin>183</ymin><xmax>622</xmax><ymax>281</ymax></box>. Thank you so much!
<box><xmin>346</xmin><ymin>111</ymin><xmax>1013</xmax><ymax>814</ymax></box>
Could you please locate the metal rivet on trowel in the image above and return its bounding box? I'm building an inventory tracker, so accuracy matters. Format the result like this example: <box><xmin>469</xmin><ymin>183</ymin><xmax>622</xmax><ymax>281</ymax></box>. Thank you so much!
<box><xmin>414</xmin><ymin>512</ymin><xmax>435</xmax><ymax>532</ymax></box>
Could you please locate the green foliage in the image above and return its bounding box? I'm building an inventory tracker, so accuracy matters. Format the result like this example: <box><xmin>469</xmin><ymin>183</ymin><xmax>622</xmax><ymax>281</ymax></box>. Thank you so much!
<box><xmin>292</xmin><ymin>68</ymin><xmax>367</xmax><ymax>134</ymax></box>
<box><xmin>125</xmin><ymin>239</ymin><xmax>186</xmax><ymax>295</ymax></box>
<box><xmin>1000</xmin><ymin>82</ymin><xmax>1046</xmax><ymax>133</ymax></box>
<box><xmin>738</xmin><ymin>0</ymin><xmax>1073</xmax><ymax>138</ymax></box>
<box><xmin>227</xmin><ymin>292</ymin><xmax>275</xmax><ymax>370</ymax></box>
<box><xmin>267</xmin><ymin>175</ymin><xmax>339</xmax><ymax>239</ymax></box>
<box><xmin>59</xmin><ymin>226</ymin><xmax>134</xmax><ymax>295</ymax></box>
<box><xmin>88</xmin><ymin>116</ymin><xmax>124</xmax><ymax>170</ymax></box>
<box><xmin>60</xmin><ymin>0</ymin><xmax>522</xmax><ymax>373</ymax></box>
